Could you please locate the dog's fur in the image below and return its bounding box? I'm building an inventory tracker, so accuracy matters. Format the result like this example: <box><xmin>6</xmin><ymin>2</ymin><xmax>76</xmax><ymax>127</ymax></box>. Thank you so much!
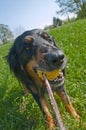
<box><xmin>7</xmin><ymin>29</ymin><xmax>79</xmax><ymax>129</ymax></box>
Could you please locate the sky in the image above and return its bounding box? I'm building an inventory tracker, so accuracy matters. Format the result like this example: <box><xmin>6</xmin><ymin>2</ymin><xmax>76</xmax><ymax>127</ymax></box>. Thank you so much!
<box><xmin>0</xmin><ymin>0</ymin><xmax>59</xmax><ymax>32</ymax></box>
<box><xmin>0</xmin><ymin>0</ymin><xmax>74</xmax><ymax>35</ymax></box>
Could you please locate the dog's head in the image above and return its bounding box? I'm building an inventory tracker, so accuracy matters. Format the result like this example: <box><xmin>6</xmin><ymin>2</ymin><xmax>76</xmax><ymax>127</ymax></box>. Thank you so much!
<box><xmin>8</xmin><ymin>29</ymin><xmax>66</xmax><ymax>90</ymax></box>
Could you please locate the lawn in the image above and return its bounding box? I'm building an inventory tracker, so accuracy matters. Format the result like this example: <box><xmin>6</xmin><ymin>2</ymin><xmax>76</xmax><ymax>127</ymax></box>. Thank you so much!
<box><xmin>0</xmin><ymin>19</ymin><xmax>86</xmax><ymax>130</ymax></box>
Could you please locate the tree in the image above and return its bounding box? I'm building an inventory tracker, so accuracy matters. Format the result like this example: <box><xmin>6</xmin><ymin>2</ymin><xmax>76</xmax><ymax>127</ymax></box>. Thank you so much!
<box><xmin>56</xmin><ymin>0</ymin><xmax>86</xmax><ymax>19</ymax></box>
<box><xmin>53</xmin><ymin>17</ymin><xmax>62</xmax><ymax>27</ymax></box>
<box><xmin>77</xmin><ymin>1</ymin><xmax>86</xmax><ymax>18</ymax></box>
<box><xmin>0</xmin><ymin>24</ymin><xmax>14</xmax><ymax>44</ymax></box>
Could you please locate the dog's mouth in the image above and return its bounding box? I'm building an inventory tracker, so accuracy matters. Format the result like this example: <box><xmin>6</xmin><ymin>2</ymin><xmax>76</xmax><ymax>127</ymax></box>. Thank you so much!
<box><xmin>36</xmin><ymin>68</ymin><xmax>65</xmax><ymax>87</ymax></box>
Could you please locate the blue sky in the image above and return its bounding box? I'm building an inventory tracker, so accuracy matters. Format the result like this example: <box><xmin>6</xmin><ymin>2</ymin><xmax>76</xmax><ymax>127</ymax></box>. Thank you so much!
<box><xmin>0</xmin><ymin>0</ymin><xmax>59</xmax><ymax>32</ymax></box>
<box><xmin>0</xmin><ymin>0</ymin><xmax>75</xmax><ymax>35</ymax></box>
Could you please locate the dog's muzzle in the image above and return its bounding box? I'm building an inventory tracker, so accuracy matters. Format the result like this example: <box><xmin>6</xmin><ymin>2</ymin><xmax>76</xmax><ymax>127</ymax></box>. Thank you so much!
<box><xmin>45</xmin><ymin>50</ymin><xmax>65</xmax><ymax>69</ymax></box>
<box><xmin>35</xmin><ymin>50</ymin><xmax>66</xmax><ymax>88</ymax></box>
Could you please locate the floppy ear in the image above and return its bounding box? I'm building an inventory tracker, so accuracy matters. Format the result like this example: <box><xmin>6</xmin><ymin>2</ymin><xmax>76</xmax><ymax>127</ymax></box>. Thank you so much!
<box><xmin>7</xmin><ymin>35</ymin><xmax>24</xmax><ymax>72</ymax></box>
<box><xmin>7</xmin><ymin>44</ymin><xmax>20</xmax><ymax>72</ymax></box>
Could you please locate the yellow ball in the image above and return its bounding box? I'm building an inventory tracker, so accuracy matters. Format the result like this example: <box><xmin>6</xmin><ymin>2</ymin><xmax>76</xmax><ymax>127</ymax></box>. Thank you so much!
<box><xmin>37</xmin><ymin>69</ymin><xmax>61</xmax><ymax>81</ymax></box>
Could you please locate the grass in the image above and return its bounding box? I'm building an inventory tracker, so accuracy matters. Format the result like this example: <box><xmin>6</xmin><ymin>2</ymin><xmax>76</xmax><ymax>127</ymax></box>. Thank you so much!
<box><xmin>0</xmin><ymin>19</ymin><xmax>86</xmax><ymax>130</ymax></box>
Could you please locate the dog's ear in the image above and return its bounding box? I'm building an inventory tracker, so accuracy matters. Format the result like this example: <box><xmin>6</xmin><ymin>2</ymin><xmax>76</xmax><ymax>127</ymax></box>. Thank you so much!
<box><xmin>7</xmin><ymin>35</ymin><xmax>24</xmax><ymax>71</ymax></box>
<box><xmin>7</xmin><ymin>45</ymin><xmax>19</xmax><ymax>72</ymax></box>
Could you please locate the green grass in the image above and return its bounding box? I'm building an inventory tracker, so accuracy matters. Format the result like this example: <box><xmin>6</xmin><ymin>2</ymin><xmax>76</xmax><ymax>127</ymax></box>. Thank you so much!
<box><xmin>0</xmin><ymin>19</ymin><xmax>86</xmax><ymax>130</ymax></box>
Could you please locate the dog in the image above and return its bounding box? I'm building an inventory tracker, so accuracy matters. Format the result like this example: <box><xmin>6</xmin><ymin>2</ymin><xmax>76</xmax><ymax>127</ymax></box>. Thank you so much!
<box><xmin>7</xmin><ymin>29</ymin><xmax>79</xmax><ymax>129</ymax></box>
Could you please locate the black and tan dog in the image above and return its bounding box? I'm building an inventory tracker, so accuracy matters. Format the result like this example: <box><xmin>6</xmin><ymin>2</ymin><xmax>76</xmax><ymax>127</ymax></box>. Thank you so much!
<box><xmin>7</xmin><ymin>29</ymin><xmax>79</xmax><ymax>129</ymax></box>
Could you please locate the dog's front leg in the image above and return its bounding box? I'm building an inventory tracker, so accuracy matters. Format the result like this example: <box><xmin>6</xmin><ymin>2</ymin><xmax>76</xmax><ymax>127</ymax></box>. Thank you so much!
<box><xmin>40</xmin><ymin>96</ymin><xmax>56</xmax><ymax>129</ymax></box>
<box><xmin>31</xmin><ymin>91</ymin><xmax>55</xmax><ymax>129</ymax></box>
<box><xmin>56</xmin><ymin>85</ymin><xmax>80</xmax><ymax>120</ymax></box>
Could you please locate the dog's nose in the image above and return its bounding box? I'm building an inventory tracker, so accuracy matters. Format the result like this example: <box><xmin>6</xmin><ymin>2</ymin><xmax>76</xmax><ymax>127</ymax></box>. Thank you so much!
<box><xmin>45</xmin><ymin>50</ymin><xmax>65</xmax><ymax>65</ymax></box>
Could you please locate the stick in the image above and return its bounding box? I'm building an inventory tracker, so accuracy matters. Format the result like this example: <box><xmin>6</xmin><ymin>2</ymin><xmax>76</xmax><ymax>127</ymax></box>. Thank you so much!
<box><xmin>43</xmin><ymin>74</ymin><xmax>66</xmax><ymax>130</ymax></box>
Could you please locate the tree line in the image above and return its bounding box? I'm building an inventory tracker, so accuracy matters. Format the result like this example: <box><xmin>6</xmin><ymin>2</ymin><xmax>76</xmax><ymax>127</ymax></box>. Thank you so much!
<box><xmin>53</xmin><ymin>0</ymin><xmax>86</xmax><ymax>27</ymax></box>
<box><xmin>0</xmin><ymin>24</ymin><xmax>25</xmax><ymax>44</ymax></box>
<box><xmin>56</xmin><ymin>0</ymin><xmax>86</xmax><ymax>19</ymax></box>
<box><xmin>0</xmin><ymin>24</ymin><xmax>14</xmax><ymax>44</ymax></box>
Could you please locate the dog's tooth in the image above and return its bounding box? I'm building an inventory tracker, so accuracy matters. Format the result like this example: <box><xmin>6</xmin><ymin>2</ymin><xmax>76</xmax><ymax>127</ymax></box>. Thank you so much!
<box><xmin>58</xmin><ymin>72</ymin><xmax>63</xmax><ymax>77</ymax></box>
<box><xmin>54</xmin><ymin>78</ymin><xmax>57</xmax><ymax>82</ymax></box>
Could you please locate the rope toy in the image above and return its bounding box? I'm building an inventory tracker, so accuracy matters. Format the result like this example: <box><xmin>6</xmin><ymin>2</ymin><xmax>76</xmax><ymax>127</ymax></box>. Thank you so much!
<box><xmin>43</xmin><ymin>74</ymin><xmax>66</xmax><ymax>130</ymax></box>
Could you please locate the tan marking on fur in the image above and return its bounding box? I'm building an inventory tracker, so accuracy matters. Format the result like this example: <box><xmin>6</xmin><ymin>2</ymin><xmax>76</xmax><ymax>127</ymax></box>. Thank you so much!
<box><xmin>24</xmin><ymin>36</ymin><xmax>33</xmax><ymax>43</ymax></box>
<box><xmin>43</xmin><ymin>33</ymin><xmax>49</xmax><ymax>38</ymax></box>
<box><xmin>56</xmin><ymin>91</ymin><xmax>80</xmax><ymax>120</ymax></box>
<box><xmin>23</xmin><ymin>86</ymin><xmax>29</xmax><ymax>95</ymax></box>
<box><xmin>41</xmin><ymin>97</ymin><xmax>55</xmax><ymax>129</ymax></box>
<box><xmin>66</xmin><ymin>101</ymin><xmax>80</xmax><ymax>120</ymax></box>
<box><xmin>26</xmin><ymin>59</ymin><xmax>43</xmax><ymax>86</ymax></box>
